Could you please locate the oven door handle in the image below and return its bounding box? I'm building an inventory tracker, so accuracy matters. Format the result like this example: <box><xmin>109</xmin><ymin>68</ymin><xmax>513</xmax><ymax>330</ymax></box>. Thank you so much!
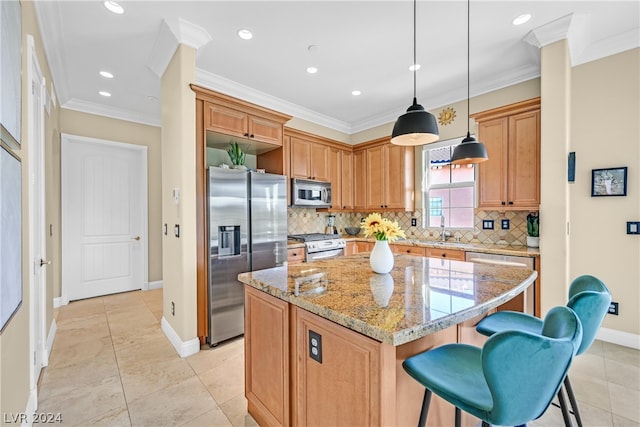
<box><xmin>307</xmin><ymin>248</ymin><xmax>344</xmax><ymax>261</ymax></box>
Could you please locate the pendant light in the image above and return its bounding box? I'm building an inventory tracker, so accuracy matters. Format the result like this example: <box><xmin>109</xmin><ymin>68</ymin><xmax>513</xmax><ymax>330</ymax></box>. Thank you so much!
<box><xmin>391</xmin><ymin>0</ymin><xmax>439</xmax><ymax>146</ymax></box>
<box><xmin>451</xmin><ymin>0</ymin><xmax>488</xmax><ymax>164</ymax></box>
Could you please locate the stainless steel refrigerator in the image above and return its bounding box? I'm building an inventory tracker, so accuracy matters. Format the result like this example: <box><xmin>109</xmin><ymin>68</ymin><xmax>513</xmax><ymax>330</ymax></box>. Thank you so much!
<box><xmin>207</xmin><ymin>167</ymin><xmax>287</xmax><ymax>345</ymax></box>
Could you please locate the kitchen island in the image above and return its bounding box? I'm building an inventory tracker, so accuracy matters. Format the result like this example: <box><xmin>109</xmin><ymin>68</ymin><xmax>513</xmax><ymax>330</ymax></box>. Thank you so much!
<box><xmin>238</xmin><ymin>253</ymin><xmax>537</xmax><ymax>427</ymax></box>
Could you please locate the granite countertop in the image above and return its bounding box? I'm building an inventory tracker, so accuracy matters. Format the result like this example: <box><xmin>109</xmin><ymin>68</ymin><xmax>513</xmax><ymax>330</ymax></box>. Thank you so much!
<box><xmin>238</xmin><ymin>254</ymin><xmax>537</xmax><ymax>346</ymax></box>
<box><xmin>287</xmin><ymin>236</ymin><xmax>540</xmax><ymax>257</ymax></box>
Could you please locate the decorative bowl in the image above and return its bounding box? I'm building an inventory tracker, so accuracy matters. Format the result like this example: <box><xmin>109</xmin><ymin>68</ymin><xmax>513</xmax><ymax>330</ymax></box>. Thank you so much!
<box><xmin>344</xmin><ymin>227</ymin><xmax>362</xmax><ymax>236</ymax></box>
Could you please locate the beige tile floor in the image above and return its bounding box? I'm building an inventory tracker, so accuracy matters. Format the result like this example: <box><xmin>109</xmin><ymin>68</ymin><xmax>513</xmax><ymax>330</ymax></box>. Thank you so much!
<box><xmin>38</xmin><ymin>289</ymin><xmax>639</xmax><ymax>426</ymax></box>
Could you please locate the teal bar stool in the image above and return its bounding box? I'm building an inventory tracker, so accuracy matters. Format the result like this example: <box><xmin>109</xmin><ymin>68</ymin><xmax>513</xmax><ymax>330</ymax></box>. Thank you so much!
<box><xmin>402</xmin><ymin>306</ymin><xmax>582</xmax><ymax>427</ymax></box>
<box><xmin>476</xmin><ymin>274</ymin><xmax>611</xmax><ymax>427</ymax></box>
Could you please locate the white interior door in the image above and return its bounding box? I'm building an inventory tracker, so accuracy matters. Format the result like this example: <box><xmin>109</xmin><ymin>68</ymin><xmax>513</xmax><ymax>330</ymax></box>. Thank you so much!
<box><xmin>62</xmin><ymin>134</ymin><xmax>148</xmax><ymax>301</ymax></box>
<box><xmin>28</xmin><ymin>34</ymin><xmax>46</xmax><ymax>393</ymax></box>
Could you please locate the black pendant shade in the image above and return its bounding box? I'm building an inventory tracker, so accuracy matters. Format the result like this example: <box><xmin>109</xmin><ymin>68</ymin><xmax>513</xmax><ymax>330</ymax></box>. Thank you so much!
<box><xmin>451</xmin><ymin>131</ymin><xmax>489</xmax><ymax>164</ymax></box>
<box><xmin>391</xmin><ymin>98</ymin><xmax>439</xmax><ymax>145</ymax></box>
<box><xmin>391</xmin><ymin>0</ymin><xmax>439</xmax><ymax>146</ymax></box>
<box><xmin>450</xmin><ymin>0</ymin><xmax>488</xmax><ymax>164</ymax></box>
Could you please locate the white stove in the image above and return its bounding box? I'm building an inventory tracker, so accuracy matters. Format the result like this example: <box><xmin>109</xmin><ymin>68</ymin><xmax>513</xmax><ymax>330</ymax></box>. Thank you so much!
<box><xmin>288</xmin><ymin>233</ymin><xmax>346</xmax><ymax>262</ymax></box>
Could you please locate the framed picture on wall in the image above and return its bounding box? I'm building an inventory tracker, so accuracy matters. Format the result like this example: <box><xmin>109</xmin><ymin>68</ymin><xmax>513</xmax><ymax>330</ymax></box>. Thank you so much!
<box><xmin>591</xmin><ymin>167</ymin><xmax>627</xmax><ymax>197</ymax></box>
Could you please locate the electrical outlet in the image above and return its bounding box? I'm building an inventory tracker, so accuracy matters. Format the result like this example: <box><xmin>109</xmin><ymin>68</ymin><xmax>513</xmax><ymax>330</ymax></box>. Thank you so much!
<box><xmin>163</xmin><ymin>224</ymin><xmax>168</xmax><ymax>235</ymax></box>
<box><xmin>482</xmin><ymin>220</ymin><xmax>494</xmax><ymax>230</ymax></box>
<box><xmin>411</xmin><ymin>218</ymin><xmax>417</xmax><ymax>227</ymax></box>
<box><xmin>627</xmin><ymin>222</ymin><xmax>640</xmax><ymax>234</ymax></box>
<box><xmin>174</xmin><ymin>224</ymin><xmax>180</xmax><ymax>238</ymax></box>
<box><xmin>171</xmin><ymin>301</ymin><xmax>175</xmax><ymax>316</ymax></box>
<box><xmin>309</xmin><ymin>330</ymin><xmax>322</xmax><ymax>363</ymax></box>
<box><xmin>501</xmin><ymin>219</ymin><xmax>510</xmax><ymax>230</ymax></box>
<box><xmin>608</xmin><ymin>302</ymin><xmax>619</xmax><ymax>315</ymax></box>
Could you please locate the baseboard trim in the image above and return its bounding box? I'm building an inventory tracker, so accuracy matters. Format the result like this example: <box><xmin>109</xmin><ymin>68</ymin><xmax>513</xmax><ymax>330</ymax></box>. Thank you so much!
<box><xmin>161</xmin><ymin>317</ymin><xmax>200</xmax><ymax>358</ymax></box>
<box><xmin>53</xmin><ymin>296</ymin><xmax>69</xmax><ymax>308</ymax></box>
<box><xmin>44</xmin><ymin>319</ymin><xmax>57</xmax><ymax>366</ymax></box>
<box><xmin>143</xmin><ymin>280</ymin><xmax>163</xmax><ymax>291</ymax></box>
<box><xmin>597</xmin><ymin>327</ymin><xmax>640</xmax><ymax>349</ymax></box>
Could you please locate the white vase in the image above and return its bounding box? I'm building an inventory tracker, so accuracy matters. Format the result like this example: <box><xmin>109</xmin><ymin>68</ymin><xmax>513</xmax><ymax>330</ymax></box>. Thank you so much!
<box><xmin>526</xmin><ymin>236</ymin><xmax>539</xmax><ymax>248</ymax></box>
<box><xmin>370</xmin><ymin>240</ymin><xmax>394</xmax><ymax>274</ymax></box>
<box><xmin>369</xmin><ymin>274</ymin><xmax>394</xmax><ymax>307</ymax></box>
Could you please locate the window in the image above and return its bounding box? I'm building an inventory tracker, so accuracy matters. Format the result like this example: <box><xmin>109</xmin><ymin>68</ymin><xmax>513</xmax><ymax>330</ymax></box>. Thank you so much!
<box><xmin>422</xmin><ymin>139</ymin><xmax>476</xmax><ymax>228</ymax></box>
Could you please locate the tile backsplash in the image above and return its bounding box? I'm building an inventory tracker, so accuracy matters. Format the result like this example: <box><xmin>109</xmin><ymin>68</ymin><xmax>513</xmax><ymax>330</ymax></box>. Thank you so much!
<box><xmin>288</xmin><ymin>208</ymin><xmax>531</xmax><ymax>246</ymax></box>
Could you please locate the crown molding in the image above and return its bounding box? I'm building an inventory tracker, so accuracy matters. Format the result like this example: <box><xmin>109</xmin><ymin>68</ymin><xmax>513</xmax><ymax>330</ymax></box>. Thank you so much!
<box><xmin>63</xmin><ymin>98</ymin><xmax>160</xmax><ymax>127</ymax></box>
<box><xmin>574</xmin><ymin>28</ymin><xmax>640</xmax><ymax>66</ymax></box>
<box><xmin>195</xmin><ymin>68</ymin><xmax>352</xmax><ymax>134</ymax></box>
<box><xmin>33</xmin><ymin>1</ymin><xmax>71</xmax><ymax>104</ymax></box>
<box><xmin>147</xmin><ymin>18</ymin><xmax>212</xmax><ymax>78</ymax></box>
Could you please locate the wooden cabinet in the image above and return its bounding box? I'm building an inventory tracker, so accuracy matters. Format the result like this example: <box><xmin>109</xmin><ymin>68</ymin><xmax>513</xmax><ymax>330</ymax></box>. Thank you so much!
<box><xmin>290</xmin><ymin>136</ymin><xmax>329</xmax><ymax>181</ymax></box>
<box><xmin>473</xmin><ymin>98</ymin><xmax>540</xmax><ymax>210</ymax></box>
<box><xmin>344</xmin><ymin>241</ymin><xmax>357</xmax><ymax>255</ymax></box>
<box><xmin>352</xmin><ymin>149</ymin><xmax>367</xmax><ymax>211</ymax></box>
<box><xmin>288</xmin><ymin>247</ymin><xmax>304</xmax><ymax>264</ymax></box>
<box><xmin>205</xmin><ymin>102</ymin><xmax>284</xmax><ymax>145</ymax></box>
<box><xmin>363</xmin><ymin>139</ymin><xmax>415</xmax><ymax>211</ymax></box>
<box><xmin>391</xmin><ymin>244</ymin><xmax>426</xmax><ymax>256</ymax></box>
<box><xmin>244</xmin><ymin>286</ymin><xmax>290</xmax><ymax>427</ymax></box>
<box><xmin>425</xmin><ymin>248</ymin><xmax>465</xmax><ymax>261</ymax></box>
<box><xmin>329</xmin><ymin>148</ymin><xmax>354</xmax><ymax>211</ymax></box>
<box><xmin>355</xmin><ymin>241</ymin><xmax>374</xmax><ymax>253</ymax></box>
<box><xmin>292</xmin><ymin>307</ymin><xmax>384</xmax><ymax>426</ymax></box>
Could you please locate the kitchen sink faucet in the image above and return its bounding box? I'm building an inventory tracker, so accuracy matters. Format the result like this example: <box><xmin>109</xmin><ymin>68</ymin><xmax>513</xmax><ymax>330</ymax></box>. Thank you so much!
<box><xmin>441</xmin><ymin>216</ymin><xmax>446</xmax><ymax>242</ymax></box>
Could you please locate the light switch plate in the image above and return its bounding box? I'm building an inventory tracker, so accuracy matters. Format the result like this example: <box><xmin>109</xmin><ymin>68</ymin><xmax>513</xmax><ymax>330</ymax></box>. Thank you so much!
<box><xmin>501</xmin><ymin>219</ymin><xmax>510</xmax><ymax>230</ymax></box>
<box><xmin>627</xmin><ymin>222</ymin><xmax>640</xmax><ymax>235</ymax></box>
<box><xmin>482</xmin><ymin>220</ymin><xmax>494</xmax><ymax>230</ymax></box>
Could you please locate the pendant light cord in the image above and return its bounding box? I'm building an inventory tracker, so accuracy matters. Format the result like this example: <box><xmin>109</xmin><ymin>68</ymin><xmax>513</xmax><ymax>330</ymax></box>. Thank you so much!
<box><xmin>413</xmin><ymin>0</ymin><xmax>417</xmax><ymax>100</ymax></box>
<box><xmin>467</xmin><ymin>0</ymin><xmax>471</xmax><ymax>134</ymax></box>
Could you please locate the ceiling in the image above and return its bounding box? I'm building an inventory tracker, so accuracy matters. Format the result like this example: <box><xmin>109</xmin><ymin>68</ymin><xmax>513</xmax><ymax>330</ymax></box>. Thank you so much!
<box><xmin>34</xmin><ymin>1</ymin><xmax>639</xmax><ymax>134</ymax></box>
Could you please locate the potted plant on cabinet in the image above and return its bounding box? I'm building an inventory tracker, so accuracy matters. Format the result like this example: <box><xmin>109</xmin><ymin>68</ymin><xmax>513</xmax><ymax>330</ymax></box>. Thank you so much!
<box><xmin>227</xmin><ymin>142</ymin><xmax>246</xmax><ymax>170</ymax></box>
<box><xmin>526</xmin><ymin>212</ymin><xmax>539</xmax><ymax>248</ymax></box>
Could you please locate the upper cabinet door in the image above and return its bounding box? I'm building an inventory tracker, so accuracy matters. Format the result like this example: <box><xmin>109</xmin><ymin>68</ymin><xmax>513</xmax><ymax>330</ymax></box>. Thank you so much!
<box><xmin>248</xmin><ymin>116</ymin><xmax>283</xmax><ymax>146</ymax></box>
<box><xmin>475</xmin><ymin>98</ymin><xmax>540</xmax><ymax>211</ymax></box>
<box><xmin>205</xmin><ymin>103</ymin><xmax>248</xmax><ymax>138</ymax></box>
<box><xmin>310</xmin><ymin>143</ymin><xmax>330</xmax><ymax>182</ymax></box>
<box><xmin>290</xmin><ymin>137</ymin><xmax>311</xmax><ymax>179</ymax></box>
<box><xmin>477</xmin><ymin>117</ymin><xmax>509</xmax><ymax>209</ymax></box>
<box><xmin>508</xmin><ymin>110</ymin><xmax>540</xmax><ymax>208</ymax></box>
<box><xmin>365</xmin><ymin>145</ymin><xmax>385</xmax><ymax>209</ymax></box>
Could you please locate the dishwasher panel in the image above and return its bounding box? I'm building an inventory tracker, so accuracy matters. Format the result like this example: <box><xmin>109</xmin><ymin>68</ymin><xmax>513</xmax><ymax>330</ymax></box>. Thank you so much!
<box><xmin>465</xmin><ymin>251</ymin><xmax>535</xmax><ymax>315</ymax></box>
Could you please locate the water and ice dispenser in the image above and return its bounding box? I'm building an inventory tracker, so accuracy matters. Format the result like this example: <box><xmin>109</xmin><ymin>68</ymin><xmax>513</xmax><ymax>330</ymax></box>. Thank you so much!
<box><xmin>218</xmin><ymin>225</ymin><xmax>241</xmax><ymax>256</ymax></box>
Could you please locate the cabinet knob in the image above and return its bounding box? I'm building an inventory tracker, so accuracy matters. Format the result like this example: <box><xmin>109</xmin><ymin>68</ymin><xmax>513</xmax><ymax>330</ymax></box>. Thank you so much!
<box><xmin>442</xmin><ymin>254</ymin><xmax>447</xmax><ymax>257</ymax></box>
<box><xmin>250</xmin><ymin>134</ymin><xmax>255</xmax><ymax>138</ymax></box>
<box><xmin>501</xmin><ymin>201</ymin><xmax>506</xmax><ymax>206</ymax></box>
<box><xmin>508</xmin><ymin>201</ymin><xmax>514</xmax><ymax>205</ymax></box>
<box><xmin>243</xmin><ymin>133</ymin><xmax>249</xmax><ymax>137</ymax></box>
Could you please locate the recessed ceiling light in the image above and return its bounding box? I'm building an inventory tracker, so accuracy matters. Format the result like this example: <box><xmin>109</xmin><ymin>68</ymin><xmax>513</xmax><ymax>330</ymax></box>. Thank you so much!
<box><xmin>103</xmin><ymin>1</ymin><xmax>124</xmax><ymax>14</ymax></box>
<box><xmin>99</xmin><ymin>91</ymin><xmax>111</xmax><ymax>97</ymax></box>
<box><xmin>352</xmin><ymin>90</ymin><xmax>361</xmax><ymax>96</ymax></box>
<box><xmin>238</xmin><ymin>29</ymin><xmax>253</xmax><ymax>40</ymax></box>
<box><xmin>513</xmin><ymin>13</ymin><xmax>531</xmax><ymax>26</ymax></box>
<box><xmin>306</xmin><ymin>66</ymin><xmax>318</xmax><ymax>74</ymax></box>
<box><xmin>99</xmin><ymin>71</ymin><xmax>114</xmax><ymax>79</ymax></box>
<box><xmin>409</xmin><ymin>63</ymin><xmax>421</xmax><ymax>71</ymax></box>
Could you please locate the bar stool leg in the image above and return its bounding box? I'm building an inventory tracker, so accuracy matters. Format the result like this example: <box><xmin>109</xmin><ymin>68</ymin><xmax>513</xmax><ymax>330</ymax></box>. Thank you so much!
<box><xmin>564</xmin><ymin>376</ymin><xmax>583</xmax><ymax>427</ymax></box>
<box><xmin>454</xmin><ymin>407</ymin><xmax>461</xmax><ymax>427</ymax></box>
<box><xmin>418</xmin><ymin>389</ymin><xmax>432</xmax><ymax>427</ymax></box>
<box><xmin>558</xmin><ymin>386</ymin><xmax>574</xmax><ymax>427</ymax></box>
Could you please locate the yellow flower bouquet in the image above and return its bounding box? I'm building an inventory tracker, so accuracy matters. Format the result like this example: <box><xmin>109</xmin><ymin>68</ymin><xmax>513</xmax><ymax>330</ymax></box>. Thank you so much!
<box><xmin>362</xmin><ymin>213</ymin><xmax>406</xmax><ymax>242</ymax></box>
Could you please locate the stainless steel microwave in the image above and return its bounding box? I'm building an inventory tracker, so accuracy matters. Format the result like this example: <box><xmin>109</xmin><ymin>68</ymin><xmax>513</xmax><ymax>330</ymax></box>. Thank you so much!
<box><xmin>291</xmin><ymin>178</ymin><xmax>332</xmax><ymax>207</ymax></box>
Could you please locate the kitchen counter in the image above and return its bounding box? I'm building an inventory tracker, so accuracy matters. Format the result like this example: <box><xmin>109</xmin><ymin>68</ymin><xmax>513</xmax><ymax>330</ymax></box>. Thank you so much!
<box><xmin>345</xmin><ymin>236</ymin><xmax>540</xmax><ymax>257</ymax></box>
<box><xmin>288</xmin><ymin>236</ymin><xmax>540</xmax><ymax>257</ymax></box>
<box><xmin>239</xmin><ymin>253</ymin><xmax>536</xmax><ymax>346</ymax></box>
<box><xmin>241</xmin><ymin>254</ymin><xmax>537</xmax><ymax>426</ymax></box>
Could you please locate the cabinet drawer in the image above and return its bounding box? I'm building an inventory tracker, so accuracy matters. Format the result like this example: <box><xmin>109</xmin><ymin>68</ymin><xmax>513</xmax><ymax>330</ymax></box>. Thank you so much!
<box><xmin>288</xmin><ymin>247</ymin><xmax>305</xmax><ymax>264</ymax></box>
<box><xmin>392</xmin><ymin>245</ymin><xmax>426</xmax><ymax>256</ymax></box>
<box><xmin>426</xmin><ymin>248</ymin><xmax>465</xmax><ymax>260</ymax></box>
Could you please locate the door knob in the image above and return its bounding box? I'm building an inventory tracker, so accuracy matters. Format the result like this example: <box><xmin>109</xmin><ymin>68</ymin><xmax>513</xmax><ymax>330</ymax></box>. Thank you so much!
<box><xmin>132</xmin><ymin>236</ymin><xmax>141</xmax><ymax>241</ymax></box>
<box><xmin>40</xmin><ymin>259</ymin><xmax>51</xmax><ymax>267</ymax></box>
